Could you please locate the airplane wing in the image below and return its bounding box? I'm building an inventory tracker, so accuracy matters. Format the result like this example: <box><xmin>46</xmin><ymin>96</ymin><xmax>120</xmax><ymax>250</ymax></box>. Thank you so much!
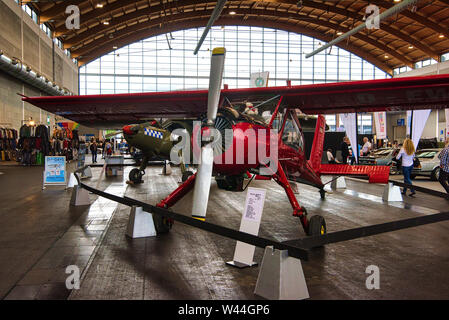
<box><xmin>22</xmin><ymin>74</ymin><xmax>449</xmax><ymax>128</ymax></box>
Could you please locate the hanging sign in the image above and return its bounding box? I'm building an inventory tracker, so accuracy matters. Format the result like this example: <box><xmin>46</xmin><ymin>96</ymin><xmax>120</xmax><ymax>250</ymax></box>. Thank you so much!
<box><xmin>446</xmin><ymin>109</ymin><xmax>449</xmax><ymax>138</ymax></box>
<box><xmin>250</xmin><ymin>72</ymin><xmax>269</xmax><ymax>88</ymax></box>
<box><xmin>340</xmin><ymin>113</ymin><xmax>358</xmax><ymax>163</ymax></box>
<box><xmin>374</xmin><ymin>112</ymin><xmax>387</xmax><ymax>139</ymax></box>
<box><xmin>43</xmin><ymin>156</ymin><xmax>67</xmax><ymax>189</ymax></box>
<box><xmin>411</xmin><ymin>109</ymin><xmax>431</xmax><ymax>148</ymax></box>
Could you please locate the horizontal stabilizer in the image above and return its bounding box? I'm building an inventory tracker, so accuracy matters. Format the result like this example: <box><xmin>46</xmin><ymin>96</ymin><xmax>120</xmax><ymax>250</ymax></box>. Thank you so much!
<box><xmin>319</xmin><ymin>164</ymin><xmax>390</xmax><ymax>184</ymax></box>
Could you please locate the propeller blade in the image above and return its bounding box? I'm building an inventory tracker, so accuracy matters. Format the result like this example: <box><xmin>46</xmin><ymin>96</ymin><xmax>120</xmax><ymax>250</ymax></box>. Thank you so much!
<box><xmin>191</xmin><ymin>47</ymin><xmax>226</xmax><ymax>220</ymax></box>
<box><xmin>206</xmin><ymin>47</ymin><xmax>226</xmax><ymax>125</ymax></box>
<box><xmin>191</xmin><ymin>144</ymin><xmax>214</xmax><ymax>220</ymax></box>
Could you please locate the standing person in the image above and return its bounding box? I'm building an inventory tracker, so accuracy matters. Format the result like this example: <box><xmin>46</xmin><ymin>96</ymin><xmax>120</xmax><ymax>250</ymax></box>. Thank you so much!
<box><xmin>396</xmin><ymin>138</ymin><xmax>416</xmax><ymax>196</ymax></box>
<box><xmin>438</xmin><ymin>138</ymin><xmax>449</xmax><ymax>195</ymax></box>
<box><xmin>105</xmin><ymin>141</ymin><xmax>112</xmax><ymax>156</ymax></box>
<box><xmin>361</xmin><ymin>137</ymin><xmax>372</xmax><ymax>156</ymax></box>
<box><xmin>90</xmin><ymin>139</ymin><xmax>98</xmax><ymax>163</ymax></box>
<box><xmin>341</xmin><ymin>137</ymin><xmax>350</xmax><ymax>164</ymax></box>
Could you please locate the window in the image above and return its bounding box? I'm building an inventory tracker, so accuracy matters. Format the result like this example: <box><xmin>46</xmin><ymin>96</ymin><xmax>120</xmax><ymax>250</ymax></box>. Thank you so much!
<box><xmin>282</xmin><ymin>111</ymin><xmax>303</xmax><ymax>151</ymax></box>
<box><xmin>79</xmin><ymin>27</ymin><xmax>389</xmax><ymax>97</ymax></box>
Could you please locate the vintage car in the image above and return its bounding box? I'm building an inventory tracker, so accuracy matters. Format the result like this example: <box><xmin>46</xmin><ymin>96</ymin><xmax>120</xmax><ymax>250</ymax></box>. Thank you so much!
<box><xmin>411</xmin><ymin>148</ymin><xmax>443</xmax><ymax>181</ymax></box>
<box><xmin>359</xmin><ymin>147</ymin><xmax>401</xmax><ymax>174</ymax></box>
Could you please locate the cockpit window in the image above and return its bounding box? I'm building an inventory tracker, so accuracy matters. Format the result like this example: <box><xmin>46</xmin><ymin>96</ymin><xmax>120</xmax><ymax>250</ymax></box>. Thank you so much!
<box><xmin>281</xmin><ymin>110</ymin><xmax>303</xmax><ymax>151</ymax></box>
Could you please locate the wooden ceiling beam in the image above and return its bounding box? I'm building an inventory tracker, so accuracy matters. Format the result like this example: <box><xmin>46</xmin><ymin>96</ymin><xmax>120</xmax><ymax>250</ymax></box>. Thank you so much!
<box><xmin>69</xmin><ymin>7</ymin><xmax>414</xmax><ymax>68</ymax></box>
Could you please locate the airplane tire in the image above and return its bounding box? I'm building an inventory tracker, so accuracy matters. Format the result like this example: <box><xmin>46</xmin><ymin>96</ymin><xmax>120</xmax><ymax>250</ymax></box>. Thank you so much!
<box><xmin>307</xmin><ymin>215</ymin><xmax>326</xmax><ymax>237</ymax></box>
<box><xmin>319</xmin><ymin>189</ymin><xmax>326</xmax><ymax>200</ymax></box>
<box><xmin>431</xmin><ymin>168</ymin><xmax>440</xmax><ymax>181</ymax></box>
<box><xmin>129</xmin><ymin>168</ymin><xmax>144</xmax><ymax>184</ymax></box>
<box><xmin>182</xmin><ymin>171</ymin><xmax>194</xmax><ymax>182</ymax></box>
<box><xmin>153</xmin><ymin>214</ymin><xmax>172</xmax><ymax>234</ymax></box>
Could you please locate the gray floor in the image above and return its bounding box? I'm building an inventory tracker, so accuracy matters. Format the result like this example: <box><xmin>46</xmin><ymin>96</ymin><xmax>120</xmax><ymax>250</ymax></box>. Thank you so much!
<box><xmin>1</xmin><ymin>163</ymin><xmax>448</xmax><ymax>300</ymax></box>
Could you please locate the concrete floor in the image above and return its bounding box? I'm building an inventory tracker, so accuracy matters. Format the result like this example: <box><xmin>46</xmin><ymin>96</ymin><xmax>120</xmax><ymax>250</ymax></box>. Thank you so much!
<box><xmin>0</xmin><ymin>162</ymin><xmax>448</xmax><ymax>300</ymax></box>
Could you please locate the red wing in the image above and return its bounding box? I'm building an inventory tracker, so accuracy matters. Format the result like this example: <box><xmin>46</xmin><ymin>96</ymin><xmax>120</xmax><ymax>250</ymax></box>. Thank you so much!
<box><xmin>22</xmin><ymin>74</ymin><xmax>449</xmax><ymax>128</ymax></box>
<box><xmin>319</xmin><ymin>164</ymin><xmax>390</xmax><ymax>184</ymax></box>
<box><xmin>22</xmin><ymin>90</ymin><xmax>209</xmax><ymax>128</ymax></box>
<box><xmin>223</xmin><ymin>74</ymin><xmax>449</xmax><ymax>114</ymax></box>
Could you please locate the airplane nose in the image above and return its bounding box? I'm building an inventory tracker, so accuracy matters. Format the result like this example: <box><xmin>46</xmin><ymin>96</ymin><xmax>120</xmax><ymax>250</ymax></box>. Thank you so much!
<box><xmin>123</xmin><ymin>125</ymin><xmax>138</xmax><ymax>135</ymax></box>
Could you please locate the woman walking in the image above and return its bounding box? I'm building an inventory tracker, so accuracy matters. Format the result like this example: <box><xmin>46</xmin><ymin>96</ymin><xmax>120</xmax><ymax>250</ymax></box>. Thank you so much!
<box><xmin>396</xmin><ymin>138</ymin><xmax>416</xmax><ymax>197</ymax></box>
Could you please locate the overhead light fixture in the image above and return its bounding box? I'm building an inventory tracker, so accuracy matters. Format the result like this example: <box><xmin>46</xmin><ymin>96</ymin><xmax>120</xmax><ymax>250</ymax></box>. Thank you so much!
<box><xmin>103</xmin><ymin>21</ymin><xmax>109</xmax><ymax>25</ymax></box>
<box><xmin>337</xmin><ymin>31</ymin><xmax>343</xmax><ymax>36</ymax></box>
<box><xmin>394</xmin><ymin>0</ymin><xmax>401</xmax><ymax>2</ymax></box>
<box><xmin>439</xmin><ymin>34</ymin><xmax>445</xmax><ymax>38</ymax></box>
<box><xmin>96</xmin><ymin>3</ymin><xmax>103</xmax><ymax>8</ymax></box>
<box><xmin>229</xmin><ymin>11</ymin><xmax>236</xmax><ymax>15</ymax></box>
<box><xmin>113</xmin><ymin>46</ymin><xmax>118</xmax><ymax>49</ymax></box>
<box><xmin>384</xmin><ymin>55</ymin><xmax>389</xmax><ymax>58</ymax></box>
<box><xmin>408</xmin><ymin>45</ymin><xmax>413</xmax><ymax>49</ymax></box>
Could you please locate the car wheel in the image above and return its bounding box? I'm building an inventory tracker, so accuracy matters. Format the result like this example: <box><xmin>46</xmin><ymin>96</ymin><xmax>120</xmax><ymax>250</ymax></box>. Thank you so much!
<box><xmin>431</xmin><ymin>167</ymin><xmax>440</xmax><ymax>181</ymax></box>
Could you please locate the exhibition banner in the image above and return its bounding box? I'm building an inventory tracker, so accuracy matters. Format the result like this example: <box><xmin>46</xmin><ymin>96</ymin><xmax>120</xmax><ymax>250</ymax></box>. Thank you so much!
<box><xmin>44</xmin><ymin>156</ymin><xmax>66</xmax><ymax>185</ymax></box>
<box><xmin>374</xmin><ymin>112</ymin><xmax>387</xmax><ymax>139</ymax></box>
<box><xmin>250</xmin><ymin>72</ymin><xmax>269</xmax><ymax>88</ymax></box>
<box><xmin>411</xmin><ymin>109</ymin><xmax>431</xmax><ymax>148</ymax></box>
<box><xmin>340</xmin><ymin>113</ymin><xmax>358</xmax><ymax>163</ymax></box>
<box><xmin>446</xmin><ymin>109</ymin><xmax>449</xmax><ymax>138</ymax></box>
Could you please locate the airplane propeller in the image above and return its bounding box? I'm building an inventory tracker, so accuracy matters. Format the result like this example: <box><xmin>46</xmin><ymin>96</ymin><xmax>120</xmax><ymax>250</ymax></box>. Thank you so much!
<box><xmin>191</xmin><ymin>47</ymin><xmax>226</xmax><ymax>221</ymax></box>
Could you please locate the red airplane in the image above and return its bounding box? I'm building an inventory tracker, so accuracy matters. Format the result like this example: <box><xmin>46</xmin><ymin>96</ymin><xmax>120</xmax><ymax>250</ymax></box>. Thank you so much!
<box><xmin>23</xmin><ymin>47</ymin><xmax>449</xmax><ymax>237</ymax></box>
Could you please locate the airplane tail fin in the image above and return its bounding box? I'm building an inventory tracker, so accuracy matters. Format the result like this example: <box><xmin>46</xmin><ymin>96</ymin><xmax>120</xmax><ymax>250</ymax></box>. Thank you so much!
<box><xmin>308</xmin><ymin>114</ymin><xmax>326</xmax><ymax>172</ymax></box>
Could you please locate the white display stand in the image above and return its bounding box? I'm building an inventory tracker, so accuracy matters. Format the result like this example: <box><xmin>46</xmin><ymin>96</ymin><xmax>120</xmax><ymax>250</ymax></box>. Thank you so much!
<box><xmin>254</xmin><ymin>246</ymin><xmax>309</xmax><ymax>300</ymax></box>
<box><xmin>67</xmin><ymin>173</ymin><xmax>78</xmax><ymax>188</ymax></box>
<box><xmin>126</xmin><ymin>206</ymin><xmax>157</xmax><ymax>238</ymax></box>
<box><xmin>105</xmin><ymin>155</ymin><xmax>124</xmax><ymax>177</ymax></box>
<box><xmin>227</xmin><ymin>187</ymin><xmax>266</xmax><ymax>268</ymax></box>
<box><xmin>42</xmin><ymin>156</ymin><xmax>67</xmax><ymax>190</ymax></box>
<box><xmin>382</xmin><ymin>182</ymin><xmax>403</xmax><ymax>202</ymax></box>
<box><xmin>70</xmin><ymin>185</ymin><xmax>91</xmax><ymax>206</ymax></box>
<box><xmin>330</xmin><ymin>176</ymin><xmax>346</xmax><ymax>189</ymax></box>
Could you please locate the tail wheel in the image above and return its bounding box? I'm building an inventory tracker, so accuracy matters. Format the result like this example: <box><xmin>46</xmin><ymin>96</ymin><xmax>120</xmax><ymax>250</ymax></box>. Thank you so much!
<box><xmin>182</xmin><ymin>171</ymin><xmax>194</xmax><ymax>182</ymax></box>
<box><xmin>319</xmin><ymin>189</ymin><xmax>326</xmax><ymax>200</ymax></box>
<box><xmin>152</xmin><ymin>213</ymin><xmax>173</xmax><ymax>234</ymax></box>
<box><xmin>129</xmin><ymin>168</ymin><xmax>144</xmax><ymax>184</ymax></box>
<box><xmin>307</xmin><ymin>215</ymin><xmax>326</xmax><ymax>237</ymax></box>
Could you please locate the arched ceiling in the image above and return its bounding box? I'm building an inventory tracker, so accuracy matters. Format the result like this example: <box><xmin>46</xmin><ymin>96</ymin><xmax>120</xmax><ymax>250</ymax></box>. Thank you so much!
<box><xmin>27</xmin><ymin>0</ymin><xmax>449</xmax><ymax>75</ymax></box>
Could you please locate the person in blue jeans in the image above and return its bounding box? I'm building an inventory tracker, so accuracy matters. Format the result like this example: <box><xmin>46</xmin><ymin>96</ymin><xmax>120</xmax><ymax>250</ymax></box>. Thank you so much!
<box><xmin>438</xmin><ymin>138</ymin><xmax>449</xmax><ymax>195</ymax></box>
<box><xmin>396</xmin><ymin>138</ymin><xmax>416</xmax><ymax>196</ymax></box>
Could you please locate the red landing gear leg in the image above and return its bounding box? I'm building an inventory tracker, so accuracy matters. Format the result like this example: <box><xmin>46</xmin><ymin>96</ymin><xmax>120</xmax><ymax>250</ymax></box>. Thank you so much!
<box><xmin>152</xmin><ymin>173</ymin><xmax>197</xmax><ymax>232</ymax></box>
<box><xmin>272</xmin><ymin>162</ymin><xmax>309</xmax><ymax>234</ymax></box>
<box><xmin>157</xmin><ymin>173</ymin><xmax>197</xmax><ymax>209</ymax></box>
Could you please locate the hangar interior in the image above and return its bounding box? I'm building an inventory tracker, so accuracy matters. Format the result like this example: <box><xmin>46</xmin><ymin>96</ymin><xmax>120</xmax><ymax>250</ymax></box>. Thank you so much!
<box><xmin>0</xmin><ymin>0</ymin><xmax>449</xmax><ymax>301</ymax></box>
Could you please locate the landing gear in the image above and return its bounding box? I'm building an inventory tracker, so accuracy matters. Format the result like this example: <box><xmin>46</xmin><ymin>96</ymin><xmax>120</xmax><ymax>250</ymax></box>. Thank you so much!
<box><xmin>182</xmin><ymin>170</ymin><xmax>194</xmax><ymax>182</ymax></box>
<box><xmin>307</xmin><ymin>215</ymin><xmax>326</xmax><ymax>236</ymax></box>
<box><xmin>319</xmin><ymin>188</ymin><xmax>326</xmax><ymax>200</ymax></box>
<box><xmin>129</xmin><ymin>168</ymin><xmax>144</xmax><ymax>184</ymax></box>
<box><xmin>152</xmin><ymin>213</ymin><xmax>173</xmax><ymax>234</ymax></box>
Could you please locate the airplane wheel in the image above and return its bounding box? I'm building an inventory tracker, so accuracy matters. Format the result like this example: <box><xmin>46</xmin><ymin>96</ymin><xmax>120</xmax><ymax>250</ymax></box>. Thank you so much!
<box><xmin>319</xmin><ymin>189</ymin><xmax>326</xmax><ymax>200</ymax></box>
<box><xmin>307</xmin><ymin>215</ymin><xmax>326</xmax><ymax>237</ymax></box>
<box><xmin>129</xmin><ymin>168</ymin><xmax>144</xmax><ymax>184</ymax></box>
<box><xmin>182</xmin><ymin>171</ymin><xmax>193</xmax><ymax>182</ymax></box>
<box><xmin>153</xmin><ymin>214</ymin><xmax>172</xmax><ymax>234</ymax></box>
